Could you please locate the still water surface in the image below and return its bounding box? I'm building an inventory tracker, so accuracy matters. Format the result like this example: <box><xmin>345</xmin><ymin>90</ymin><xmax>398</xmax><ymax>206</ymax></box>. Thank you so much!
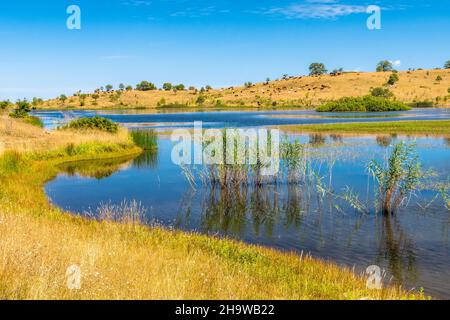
<box><xmin>37</xmin><ymin>109</ymin><xmax>450</xmax><ymax>298</ymax></box>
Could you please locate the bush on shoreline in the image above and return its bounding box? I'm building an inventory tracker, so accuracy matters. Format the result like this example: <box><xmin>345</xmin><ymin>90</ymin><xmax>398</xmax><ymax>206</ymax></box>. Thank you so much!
<box><xmin>62</xmin><ymin>116</ymin><xmax>119</xmax><ymax>133</ymax></box>
<box><xmin>316</xmin><ymin>96</ymin><xmax>411</xmax><ymax>112</ymax></box>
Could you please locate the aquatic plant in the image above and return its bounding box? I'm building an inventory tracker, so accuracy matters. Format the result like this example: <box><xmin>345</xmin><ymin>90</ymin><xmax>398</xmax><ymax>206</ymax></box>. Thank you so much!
<box><xmin>368</xmin><ymin>142</ymin><xmax>421</xmax><ymax>215</ymax></box>
<box><xmin>130</xmin><ymin>129</ymin><xmax>158</xmax><ymax>150</ymax></box>
<box><xmin>439</xmin><ymin>186</ymin><xmax>450</xmax><ymax>211</ymax></box>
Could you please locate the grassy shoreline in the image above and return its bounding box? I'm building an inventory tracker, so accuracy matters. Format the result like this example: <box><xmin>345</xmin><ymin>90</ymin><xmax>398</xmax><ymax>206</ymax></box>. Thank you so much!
<box><xmin>0</xmin><ymin>119</ymin><xmax>425</xmax><ymax>299</ymax></box>
<box><xmin>280</xmin><ymin>120</ymin><xmax>450</xmax><ymax>136</ymax></box>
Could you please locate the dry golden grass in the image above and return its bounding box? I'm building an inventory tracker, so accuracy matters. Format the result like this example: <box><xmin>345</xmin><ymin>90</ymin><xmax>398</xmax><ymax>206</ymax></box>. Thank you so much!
<box><xmin>0</xmin><ymin>119</ymin><xmax>426</xmax><ymax>300</ymax></box>
<box><xmin>40</xmin><ymin>69</ymin><xmax>450</xmax><ymax>110</ymax></box>
<box><xmin>0</xmin><ymin>115</ymin><xmax>131</xmax><ymax>154</ymax></box>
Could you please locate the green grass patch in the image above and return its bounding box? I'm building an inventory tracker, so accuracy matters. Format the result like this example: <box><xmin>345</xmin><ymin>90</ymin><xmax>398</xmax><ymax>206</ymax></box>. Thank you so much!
<box><xmin>316</xmin><ymin>96</ymin><xmax>411</xmax><ymax>112</ymax></box>
<box><xmin>284</xmin><ymin>120</ymin><xmax>450</xmax><ymax>135</ymax></box>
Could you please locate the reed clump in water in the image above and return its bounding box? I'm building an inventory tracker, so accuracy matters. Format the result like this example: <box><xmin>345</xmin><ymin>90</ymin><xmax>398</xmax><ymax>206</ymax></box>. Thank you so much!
<box><xmin>368</xmin><ymin>142</ymin><xmax>421</xmax><ymax>215</ymax></box>
<box><xmin>130</xmin><ymin>129</ymin><xmax>158</xmax><ymax>150</ymax></box>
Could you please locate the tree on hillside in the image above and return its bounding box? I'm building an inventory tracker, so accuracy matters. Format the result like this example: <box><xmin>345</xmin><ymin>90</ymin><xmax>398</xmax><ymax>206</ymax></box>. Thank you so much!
<box><xmin>162</xmin><ymin>83</ymin><xmax>173</xmax><ymax>91</ymax></box>
<box><xmin>205</xmin><ymin>85</ymin><xmax>212</xmax><ymax>91</ymax></box>
<box><xmin>105</xmin><ymin>84</ymin><xmax>113</xmax><ymax>92</ymax></box>
<box><xmin>136</xmin><ymin>81</ymin><xmax>157</xmax><ymax>91</ymax></box>
<box><xmin>32</xmin><ymin>97</ymin><xmax>43</xmax><ymax>107</ymax></box>
<box><xmin>173</xmin><ymin>84</ymin><xmax>185</xmax><ymax>91</ymax></box>
<box><xmin>330</xmin><ymin>68</ymin><xmax>344</xmax><ymax>76</ymax></box>
<box><xmin>59</xmin><ymin>94</ymin><xmax>67</xmax><ymax>104</ymax></box>
<box><xmin>445</xmin><ymin>61</ymin><xmax>450</xmax><ymax>69</ymax></box>
<box><xmin>309</xmin><ymin>63</ymin><xmax>327</xmax><ymax>76</ymax></box>
<box><xmin>376</xmin><ymin>60</ymin><xmax>393</xmax><ymax>72</ymax></box>
<box><xmin>119</xmin><ymin>83</ymin><xmax>125</xmax><ymax>91</ymax></box>
<box><xmin>126</xmin><ymin>85</ymin><xmax>133</xmax><ymax>91</ymax></box>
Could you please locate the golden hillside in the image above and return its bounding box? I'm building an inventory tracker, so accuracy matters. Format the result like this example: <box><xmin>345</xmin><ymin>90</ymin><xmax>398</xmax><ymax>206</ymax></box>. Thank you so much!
<box><xmin>40</xmin><ymin>69</ymin><xmax>450</xmax><ymax>110</ymax></box>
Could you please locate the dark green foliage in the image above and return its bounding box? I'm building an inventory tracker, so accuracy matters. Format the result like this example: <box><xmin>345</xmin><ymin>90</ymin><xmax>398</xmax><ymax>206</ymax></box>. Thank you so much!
<box><xmin>371</xmin><ymin>87</ymin><xmax>394</xmax><ymax>99</ymax></box>
<box><xmin>436</xmin><ymin>75</ymin><xmax>443</xmax><ymax>81</ymax></box>
<box><xmin>162</xmin><ymin>83</ymin><xmax>173</xmax><ymax>91</ymax></box>
<box><xmin>330</xmin><ymin>68</ymin><xmax>344</xmax><ymax>76</ymax></box>
<box><xmin>376</xmin><ymin>60</ymin><xmax>393</xmax><ymax>72</ymax></box>
<box><xmin>63</xmin><ymin>116</ymin><xmax>119</xmax><ymax>133</ymax></box>
<box><xmin>173</xmin><ymin>84</ymin><xmax>185</xmax><ymax>91</ymax></box>
<box><xmin>309</xmin><ymin>63</ymin><xmax>327</xmax><ymax>76</ymax></box>
<box><xmin>0</xmin><ymin>100</ymin><xmax>12</xmax><ymax>110</ymax></box>
<box><xmin>130</xmin><ymin>129</ymin><xmax>158</xmax><ymax>150</ymax></box>
<box><xmin>387</xmin><ymin>73</ymin><xmax>399</xmax><ymax>85</ymax></box>
<box><xmin>9</xmin><ymin>99</ymin><xmax>31</xmax><ymax>118</ymax></box>
<box><xmin>136</xmin><ymin>81</ymin><xmax>157</xmax><ymax>91</ymax></box>
<box><xmin>196</xmin><ymin>95</ymin><xmax>206</xmax><ymax>105</ymax></box>
<box><xmin>408</xmin><ymin>101</ymin><xmax>434</xmax><ymax>108</ymax></box>
<box><xmin>444</xmin><ymin>61</ymin><xmax>450</xmax><ymax>69</ymax></box>
<box><xmin>316</xmin><ymin>96</ymin><xmax>411</xmax><ymax>112</ymax></box>
<box><xmin>59</xmin><ymin>94</ymin><xmax>67</xmax><ymax>103</ymax></box>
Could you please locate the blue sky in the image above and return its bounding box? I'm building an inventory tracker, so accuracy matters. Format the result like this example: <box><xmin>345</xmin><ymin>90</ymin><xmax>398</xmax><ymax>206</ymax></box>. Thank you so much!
<box><xmin>0</xmin><ymin>0</ymin><xmax>449</xmax><ymax>100</ymax></box>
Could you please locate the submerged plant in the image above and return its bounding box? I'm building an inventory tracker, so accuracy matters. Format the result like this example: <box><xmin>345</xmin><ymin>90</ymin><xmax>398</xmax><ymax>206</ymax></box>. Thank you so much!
<box><xmin>368</xmin><ymin>142</ymin><xmax>421</xmax><ymax>215</ymax></box>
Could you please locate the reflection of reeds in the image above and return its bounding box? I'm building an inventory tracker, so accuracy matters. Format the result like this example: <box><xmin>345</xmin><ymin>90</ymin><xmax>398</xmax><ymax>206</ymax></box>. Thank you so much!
<box><xmin>133</xmin><ymin>150</ymin><xmax>158</xmax><ymax>169</ymax></box>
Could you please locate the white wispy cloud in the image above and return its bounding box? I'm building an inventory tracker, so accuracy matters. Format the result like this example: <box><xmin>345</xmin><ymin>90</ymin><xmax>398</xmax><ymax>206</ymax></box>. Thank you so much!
<box><xmin>391</xmin><ymin>60</ymin><xmax>402</xmax><ymax>67</ymax></box>
<box><xmin>264</xmin><ymin>1</ymin><xmax>368</xmax><ymax>20</ymax></box>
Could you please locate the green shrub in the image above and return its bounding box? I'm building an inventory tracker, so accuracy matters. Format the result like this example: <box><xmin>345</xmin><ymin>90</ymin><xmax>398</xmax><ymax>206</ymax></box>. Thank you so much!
<box><xmin>9</xmin><ymin>99</ymin><xmax>32</xmax><ymax>118</ymax></box>
<box><xmin>436</xmin><ymin>75</ymin><xmax>443</xmax><ymax>81</ymax></box>
<box><xmin>316</xmin><ymin>96</ymin><xmax>410</xmax><ymax>112</ymax></box>
<box><xmin>387</xmin><ymin>73</ymin><xmax>399</xmax><ymax>85</ymax></box>
<box><xmin>408</xmin><ymin>101</ymin><xmax>434</xmax><ymax>108</ymax></box>
<box><xmin>0</xmin><ymin>100</ymin><xmax>12</xmax><ymax>110</ymax></box>
<box><xmin>371</xmin><ymin>87</ymin><xmax>394</xmax><ymax>99</ymax></box>
<box><xmin>62</xmin><ymin>116</ymin><xmax>119</xmax><ymax>133</ymax></box>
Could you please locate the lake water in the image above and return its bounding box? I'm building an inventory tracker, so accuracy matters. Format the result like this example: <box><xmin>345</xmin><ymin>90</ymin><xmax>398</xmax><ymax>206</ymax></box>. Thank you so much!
<box><xmin>32</xmin><ymin>107</ymin><xmax>450</xmax><ymax>130</ymax></box>
<box><xmin>37</xmin><ymin>109</ymin><xmax>450</xmax><ymax>298</ymax></box>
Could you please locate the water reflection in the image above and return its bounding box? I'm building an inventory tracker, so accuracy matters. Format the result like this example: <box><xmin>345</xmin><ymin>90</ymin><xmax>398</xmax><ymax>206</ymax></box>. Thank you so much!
<box><xmin>47</xmin><ymin>133</ymin><xmax>450</xmax><ymax>297</ymax></box>
<box><xmin>57</xmin><ymin>156</ymin><xmax>135</xmax><ymax>179</ymax></box>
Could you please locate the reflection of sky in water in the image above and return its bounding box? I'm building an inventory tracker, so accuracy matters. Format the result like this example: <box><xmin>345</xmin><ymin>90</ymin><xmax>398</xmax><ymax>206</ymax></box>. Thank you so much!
<box><xmin>45</xmin><ymin>133</ymin><xmax>450</xmax><ymax>298</ymax></box>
